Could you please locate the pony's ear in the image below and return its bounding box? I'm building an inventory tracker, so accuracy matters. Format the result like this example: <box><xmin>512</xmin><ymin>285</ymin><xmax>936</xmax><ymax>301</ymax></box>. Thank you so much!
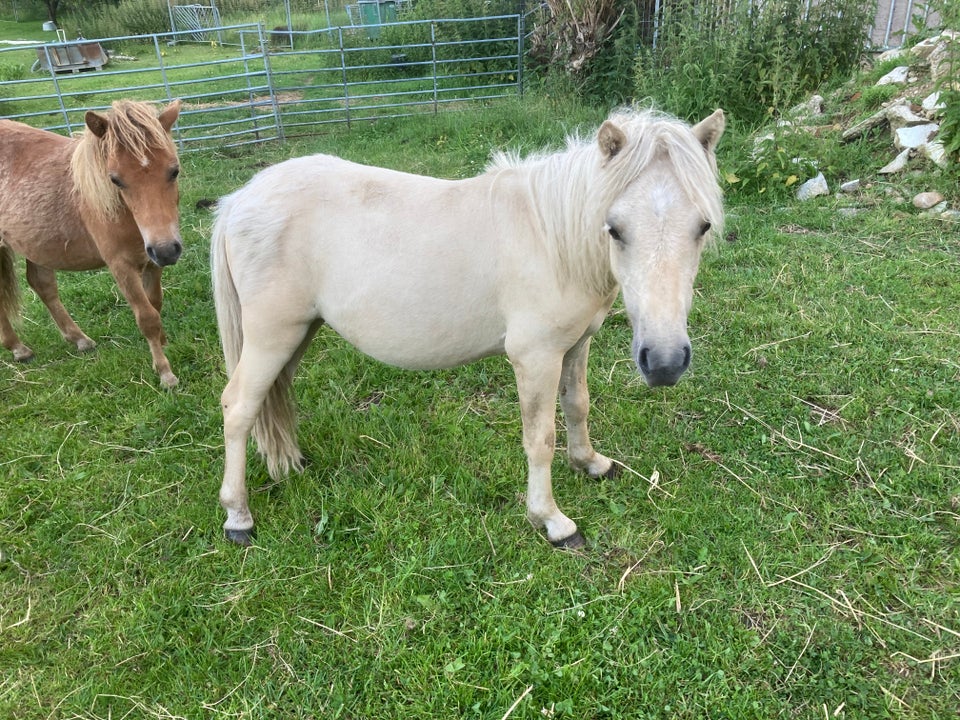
<box><xmin>692</xmin><ymin>109</ymin><xmax>725</xmax><ymax>154</ymax></box>
<box><xmin>598</xmin><ymin>120</ymin><xmax>627</xmax><ymax>161</ymax></box>
<box><xmin>158</xmin><ymin>99</ymin><xmax>182</xmax><ymax>133</ymax></box>
<box><xmin>84</xmin><ymin>110</ymin><xmax>109</xmax><ymax>139</ymax></box>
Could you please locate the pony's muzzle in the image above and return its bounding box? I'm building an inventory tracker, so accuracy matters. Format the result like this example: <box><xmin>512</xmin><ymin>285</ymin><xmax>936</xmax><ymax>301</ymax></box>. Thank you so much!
<box><xmin>147</xmin><ymin>240</ymin><xmax>183</xmax><ymax>267</ymax></box>
<box><xmin>636</xmin><ymin>341</ymin><xmax>691</xmax><ymax>387</ymax></box>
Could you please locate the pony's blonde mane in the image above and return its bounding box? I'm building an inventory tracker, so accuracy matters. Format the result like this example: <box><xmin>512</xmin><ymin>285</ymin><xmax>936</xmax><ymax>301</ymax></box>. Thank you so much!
<box><xmin>70</xmin><ymin>100</ymin><xmax>177</xmax><ymax>221</ymax></box>
<box><xmin>487</xmin><ymin>107</ymin><xmax>724</xmax><ymax>296</ymax></box>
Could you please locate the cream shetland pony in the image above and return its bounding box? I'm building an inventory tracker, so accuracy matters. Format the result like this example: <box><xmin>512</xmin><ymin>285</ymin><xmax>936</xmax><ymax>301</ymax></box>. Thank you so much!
<box><xmin>0</xmin><ymin>100</ymin><xmax>183</xmax><ymax>387</ymax></box>
<box><xmin>211</xmin><ymin>107</ymin><xmax>726</xmax><ymax>547</ymax></box>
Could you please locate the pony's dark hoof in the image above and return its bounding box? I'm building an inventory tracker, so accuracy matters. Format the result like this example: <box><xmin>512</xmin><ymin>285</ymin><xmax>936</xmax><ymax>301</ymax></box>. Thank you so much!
<box><xmin>551</xmin><ymin>530</ymin><xmax>586</xmax><ymax>550</ymax></box>
<box><xmin>225</xmin><ymin>528</ymin><xmax>255</xmax><ymax>546</ymax></box>
<box><xmin>603</xmin><ymin>462</ymin><xmax>622</xmax><ymax>480</ymax></box>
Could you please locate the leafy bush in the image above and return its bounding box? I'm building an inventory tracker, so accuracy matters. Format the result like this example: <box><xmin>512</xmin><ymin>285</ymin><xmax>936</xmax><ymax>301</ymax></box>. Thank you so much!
<box><xmin>723</xmin><ymin>126</ymin><xmax>818</xmax><ymax>199</ymax></box>
<box><xmin>377</xmin><ymin>0</ymin><xmax>520</xmax><ymax>74</ymax></box>
<box><xmin>929</xmin><ymin>1</ymin><xmax>959</xmax><ymax>163</ymax></box>
<box><xmin>629</xmin><ymin>0</ymin><xmax>874</xmax><ymax>124</ymax></box>
<box><xmin>65</xmin><ymin>0</ymin><xmax>171</xmax><ymax>40</ymax></box>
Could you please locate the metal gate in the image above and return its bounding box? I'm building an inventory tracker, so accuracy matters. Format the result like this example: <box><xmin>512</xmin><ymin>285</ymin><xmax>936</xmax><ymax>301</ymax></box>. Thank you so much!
<box><xmin>168</xmin><ymin>2</ymin><xmax>224</xmax><ymax>44</ymax></box>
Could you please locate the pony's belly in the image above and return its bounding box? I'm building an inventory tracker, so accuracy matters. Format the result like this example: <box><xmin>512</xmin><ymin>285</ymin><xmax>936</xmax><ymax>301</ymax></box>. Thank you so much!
<box><xmin>0</xmin><ymin>220</ymin><xmax>102</xmax><ymax>271</ymax></box>
<box><xmin>330</xmin><ymin>317</ymin><xmax>506</xmax><ymax>371</ymax></box>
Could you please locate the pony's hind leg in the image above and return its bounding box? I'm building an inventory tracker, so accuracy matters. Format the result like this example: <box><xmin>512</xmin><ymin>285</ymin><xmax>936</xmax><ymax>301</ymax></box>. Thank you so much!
<box><xmin>220</xmin><ymin>319</ymin><xmax>318</xmax><ymax>545</ymax></box>
<box><xmin>24</xmin><ymin>261</ymin><xmax>97</xmax><ymax>353</ymax></box>
<box><xmin>560</xmin><ymin>335</ymin><xmax>618</xmax><ymax>479</ymax></box>
<box><xmin>0</xmin><ymin>246</ymin><xmax>33</xmax><ymax>362</ymax></box>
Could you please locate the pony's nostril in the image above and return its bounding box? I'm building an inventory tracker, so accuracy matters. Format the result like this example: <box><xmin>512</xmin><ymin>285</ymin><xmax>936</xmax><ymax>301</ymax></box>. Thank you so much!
<box><xmin>638</xmin><ymin>346</ymin><xmax>650</xmax><ymax>373</ymax></box>
<box><xmin>682</xmin><ymin>344</ymin><xmax>691</xmax><ymax>369</ymax></box>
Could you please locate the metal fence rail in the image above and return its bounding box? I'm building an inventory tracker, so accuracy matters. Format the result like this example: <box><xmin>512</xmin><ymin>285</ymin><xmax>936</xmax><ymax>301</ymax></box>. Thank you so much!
<box><xmin>0</xmin><ymin>16</ymin><xmax>523</xmax><ymax>151</ymax></box>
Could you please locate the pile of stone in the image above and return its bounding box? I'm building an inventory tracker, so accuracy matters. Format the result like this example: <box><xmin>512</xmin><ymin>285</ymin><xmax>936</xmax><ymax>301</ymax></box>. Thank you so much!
<box><xmin>785</xmin><ymin>29</ymin><xmax>957</xmax><ymax>218</ymax></box>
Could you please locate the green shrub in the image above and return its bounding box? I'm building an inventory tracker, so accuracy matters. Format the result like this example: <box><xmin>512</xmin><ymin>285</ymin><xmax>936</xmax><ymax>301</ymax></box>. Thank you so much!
<box><xmin>723</xmin><ymin>127</ymin><xmax>818</xmax><ymax>199</ymax></box>
<box><xmin>929</xmin><ymin>1</ymin><xmax>959</xmax><ymax>164</ymax></box>
<box><xmin>631</xmin><ymin>0</ymin><xmax>875</xmax><ymax>124</ymax></box>
<box><xmin>66</xmin><ymin>0</ymin><xmax>171</xmax><ymax>40</ymax></box>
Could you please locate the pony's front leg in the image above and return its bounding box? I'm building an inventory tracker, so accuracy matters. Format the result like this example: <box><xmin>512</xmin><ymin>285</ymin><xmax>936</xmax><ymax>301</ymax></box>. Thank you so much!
<box><xmin>24</xmin><ymin>261</ymin><xmax>96</xmax><ymax>353</ymax></box>
<box><xmin>560</xmin><ymin>335</ymin><xmax>618</xmax><ymax>479</ymax></box>
<box><xmin>106</xmin><ymin>259</ymin><xmax>177</xmax><ymax>388</ymax></box>
<box><xmin>513</xmin><ymin>353</ymin><xmax>584</xmax><ymax>548</ymax></box>
<box><xmin>141</xmin><ymin>263</ymin><xmax>167</xmax><ymax>346</ymax></box>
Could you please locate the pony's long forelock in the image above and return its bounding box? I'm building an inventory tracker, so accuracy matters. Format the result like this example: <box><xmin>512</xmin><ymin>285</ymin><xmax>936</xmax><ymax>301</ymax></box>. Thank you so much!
<box><xmin>487</xmin><ymin>107</ymin><xmax>724</xmax><ymax>296</ymax></box>
<box><xmin>70</xmin><ymin>100</ymin><xmax>177</xmax><ymax>221</ymax></box>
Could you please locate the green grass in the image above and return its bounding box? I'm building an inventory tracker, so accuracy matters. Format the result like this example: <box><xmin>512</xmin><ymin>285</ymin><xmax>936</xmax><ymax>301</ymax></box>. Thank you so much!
<box><xmin>1</xmin><ymin>97</ymin><xmax>958</xmax><ymax>719</ymax></box>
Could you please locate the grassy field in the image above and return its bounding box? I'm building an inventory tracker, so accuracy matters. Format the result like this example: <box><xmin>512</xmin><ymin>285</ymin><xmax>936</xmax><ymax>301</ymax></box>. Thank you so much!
<box><xmin>1</xmin><ymin>95</ymin><xmax>958</xmax><ymax>719</ymax></box>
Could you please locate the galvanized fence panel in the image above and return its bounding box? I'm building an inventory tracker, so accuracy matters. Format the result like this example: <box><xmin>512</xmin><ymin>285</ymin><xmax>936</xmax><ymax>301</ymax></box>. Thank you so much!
<box><xmin>0</xmin><ymin>15</ymin><xmax>522</xmax><ymax>151</ymax></box>
<box><xmin>869</xmin><ymin>0</ymin><xmax>941</xmax><ymax>49</ymax></box>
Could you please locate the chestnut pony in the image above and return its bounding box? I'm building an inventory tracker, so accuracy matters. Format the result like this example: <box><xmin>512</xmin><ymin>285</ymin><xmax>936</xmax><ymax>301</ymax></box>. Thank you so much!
<box><xmin>0</xmin><ymin>100</ymin><xmax>183</xmax><ymax>387</ymax></box>
<box><xmin>211</xmin><ymin>107</ymin><xmax>725</xmax><ymax>547</ymax></box>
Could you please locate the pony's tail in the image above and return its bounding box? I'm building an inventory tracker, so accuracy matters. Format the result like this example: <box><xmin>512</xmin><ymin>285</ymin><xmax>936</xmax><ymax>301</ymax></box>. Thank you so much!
<box><xmin>210</xmin><ymin>199</ymin><xmax>304</xmax><ymax>480</ymax></box>
<box><xmin>0</xmin><ymin>245</ymin><xmax>21</xmax><ymax>331</ymax></box>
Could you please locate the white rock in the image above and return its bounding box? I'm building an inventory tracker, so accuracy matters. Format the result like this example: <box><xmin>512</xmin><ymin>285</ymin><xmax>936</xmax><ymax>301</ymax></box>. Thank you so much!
<box><xmin>913</xmin><ymin>191</ymin><xmax>944</xmax><ymax>209</ymax></box>
<box><xmin>922</xmin><ymin>202</ymin><xmax>949</xmax><ymax>216</ymax></box>
<box><xmin>797</xmin><ymin>173</ymin><xmax>829</xmax><ymax>200</ymax></box>
<box><xmin>842</xmin><ymin>105</ymin><xmax>892</xmax><ymax>141</ymax></box>
<box><xmin>840</xmin><ymin>179</ymin><xmax>861</xmax><ymax>193</ymax></box>
<box><xmin>928</xmin><ymin>30</ymin><xmax>960</xmax><ymax>82</ymax></box>
<box><xmin>877</xmin><ymin>66</ymin><xmax>910</xmax><ymax>85</ymax></box>
<box><xmin>790</xmin><ymin>95</ymin><xmax>824</xmax><ymax>118</ymax></box>
<box><xmin>909</xmin><ymin>33</ymin><xmax>941</xmax><ymax>61</ymax></box>
<box><xmin>894</xmin><ymin>123</ymin><xmax>939</xmax><ymax>150</ymax></box>
<box><xmin>877</xmin><ymin>47</ymin><xmax>905</xmax><ymax>63</ymax></box>
<box><xmin>879</xmin><ymin>148</ymin><xmax>912</xmax><ymax>174</ymax></box>
<box><xmin>920</xmin><ymin>140</ymin><xmax>949</xmax><ymax>168</ymax></box>
<box><xmin>922</xmin><ymin>91</ymin><xmax>945</xmax><ymax>115</ymax></box>
<box><xmin>885</xmin><ymin>103</ymin><xmax>929</xmax><ymax>129</ymax></box>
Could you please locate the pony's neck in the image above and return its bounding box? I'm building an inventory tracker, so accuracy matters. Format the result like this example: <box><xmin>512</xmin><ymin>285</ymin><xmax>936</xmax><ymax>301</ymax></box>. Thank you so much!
<box><xmin>524</xmin><ymin>143</ymin><xmax>618</xmax><ymax>298</ymax></box>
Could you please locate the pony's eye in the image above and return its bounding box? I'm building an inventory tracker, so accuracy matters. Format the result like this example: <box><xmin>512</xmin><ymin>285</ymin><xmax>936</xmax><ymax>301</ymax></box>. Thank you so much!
<box><xmin>606</xmin><ymin>224</ymin><xmax>624</xmax><ymax>245</ymax></box>
<box><xmin>110</xmin><ymin>175</ymin><xmax>125</xmax><ymax>189</ymax></box>
<box><xmin>699</xmin><ymin>221</ymin><xmax>712</xmax><ymax>237</ymax></box>
<box><xmin>169</xmin><ymin>167</ymin><xmax>180</xmax><ymax>181</ymax></box>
